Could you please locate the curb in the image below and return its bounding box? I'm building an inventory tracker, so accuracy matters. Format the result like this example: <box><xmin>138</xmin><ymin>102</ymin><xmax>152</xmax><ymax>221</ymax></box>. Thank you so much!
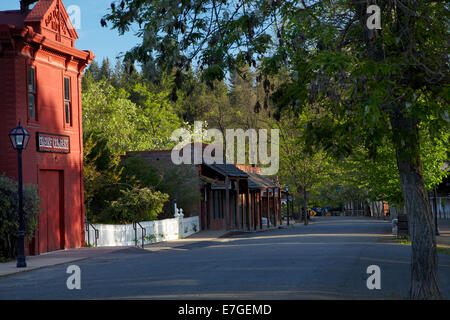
<box><xmin>0</xmin><ymin>247</ymin><xmax>134</xmax><ymax>279</ymax></box>
<box><xmin>0</xmin><ymin>256</ymin><xmax>91</xmax><ymax>279</ymax></box>
<box><xmin>219</xmin><ymin>224</ymin><xmax>295</xmax><ymax>237</ymax></box>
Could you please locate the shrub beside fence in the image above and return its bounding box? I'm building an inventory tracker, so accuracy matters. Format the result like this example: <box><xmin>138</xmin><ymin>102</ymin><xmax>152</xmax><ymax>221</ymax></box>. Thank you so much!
<box><xmin>85</xmin><ymin>216</ymin><xmax>199</xmax><ymax>247</ymax></box>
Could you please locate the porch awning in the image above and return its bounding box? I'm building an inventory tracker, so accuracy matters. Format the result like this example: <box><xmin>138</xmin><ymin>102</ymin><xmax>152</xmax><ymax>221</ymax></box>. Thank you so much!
<box><xmin>247</xmin><ymin>173</ymin><xmax>278</xmax><ymax>189</ymax></box>
<box><xmin>203</xmin><ymin>163</ymin><xmax>249</xmax><ymax>178</ymax></box>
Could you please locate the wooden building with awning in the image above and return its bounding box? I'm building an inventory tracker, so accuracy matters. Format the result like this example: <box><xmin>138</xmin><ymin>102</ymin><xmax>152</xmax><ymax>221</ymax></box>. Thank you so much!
<box><xmin>125</xmin><ymin>144</ymin><xmax>283</xmax><ymax>232</ymax></box>
<box><xmin>200</xmin><ymin>163</ymin><xmax>249</xmax><ymax>231</ymax></box>
<box><xmin>247</xmin><ymin>172</ymin><xmax>282</xmax><ymax>230</ymax></box>
<box><xmin>200</xmin><ymin>163</ymin><xmax>282</xmax><ymax>232</ymax></box>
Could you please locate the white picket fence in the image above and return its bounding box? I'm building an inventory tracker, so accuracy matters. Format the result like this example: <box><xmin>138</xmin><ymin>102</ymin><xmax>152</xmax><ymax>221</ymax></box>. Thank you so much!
<box><xmin>85</xmin><ymin>216</ymin><xmax>200</xmax><ymax>247</ymax></box>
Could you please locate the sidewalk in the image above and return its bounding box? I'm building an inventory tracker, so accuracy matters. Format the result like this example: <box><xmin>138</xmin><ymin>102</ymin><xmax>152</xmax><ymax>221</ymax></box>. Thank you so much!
<box><xmin>143</xmin><ymin>224</ymin><xmax>289</xmax><ymax>251</ymax></box>
<box><xmin>437</xmin><ymin>219</ymin><xmax>450</xmax><ymax>248</ymax></box>
<box><xmin>0</xmin><ymin>224</ymin><xmax>290</xmax><ymax>277</ymax></box>
<box><xmin>0</xmin><ymin>246</ymin><xmax>131</xmax><ymax>278</ymax></box>
<box><xmin>0</xmin><ymin>230</ymin><xmax>238</xmax><ymax>277</ymax></box>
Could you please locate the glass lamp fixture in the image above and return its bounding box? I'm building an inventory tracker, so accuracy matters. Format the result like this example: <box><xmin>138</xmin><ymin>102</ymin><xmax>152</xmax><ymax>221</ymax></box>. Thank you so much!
<box><xmin>9</xmin><ymin>123</ymin><xmax>30</xmax><ymax>150</ymax></box>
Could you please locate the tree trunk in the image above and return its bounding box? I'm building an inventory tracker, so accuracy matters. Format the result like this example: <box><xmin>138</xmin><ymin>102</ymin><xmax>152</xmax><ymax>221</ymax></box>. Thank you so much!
<box><xmin>303</xmin><ymin>188</ymin><xmax>309</xmax><ymax>222</ymax></box>
<box><xmin>390</xmin><ymin>111</ymin><xmax>441</xmax><ymax>299</ymax></box>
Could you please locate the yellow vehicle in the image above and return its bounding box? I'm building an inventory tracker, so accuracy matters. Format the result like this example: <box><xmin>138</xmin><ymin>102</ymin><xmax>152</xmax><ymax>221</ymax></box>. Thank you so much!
<box><xmin>308</xmin><ymin>207</ymin><xmax>331</xmax><ymax>217</ymax></box>
<box><xmin>308</xmin><ymin>209</ymin><xmax>317</xmax><ymax>217</ymax></box>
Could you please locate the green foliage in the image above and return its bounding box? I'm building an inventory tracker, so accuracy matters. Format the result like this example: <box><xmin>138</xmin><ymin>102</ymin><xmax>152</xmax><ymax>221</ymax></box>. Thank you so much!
<box><xmin>102</xmin><ymin>0</ymin><xmax>277</xmax><ymax>83</ymax></box>
<box><xmin>145</xmin><ymin>234</ymin><xmax>157</xmax><ymax>243</ymax></box>
<box><xmin>84</xmin><ymin>131</ymin><xmax>113</xmax><ymax>171</ymax></box>
<box><xmin>118</xmin><ymin>154</ymin><xmax>200</xmax><ymax>218</ymax></box>
<box><xmin>0</xmin><ymin>174</ymin><xmax>40</xmax><ymax>259</ymax></box>
<box><xmin>156</xmin><ymin>165</ymin><xmax>201</xmax><ymax>219</ymax></box>
<box><xmin>277</xmin><ymin>107</ymin><xmax>330</xmax><ymax>206</ymax></box>
<box><xmin>83</xmin><ymin>133</ymin><xmax>124</xmax><ymax>223</ymax></box>
<box><xmin>82</xmin><ymin>66</ymin><xmax>185</xmax><ymax>224</ymax></box>
<box><xmin>83</xmin><ymin>134</ymin><xmax>171</xmax><ymax>224</ymax></box>
<box><xmin>119</xmin><ymin>154</ymin><xmax>159</xmax><ymax>188</ymax></box>
<box><xmin>82</xmin><ymin>79</ymin><xmax>183</xmax><ymax>154</ymax></box>
<box><xmin>103</xmin><ymin>0</ymin><xmax>448</xmax><ymax>171</ymax></box>
<box><xmin>108</xmin><ymin>187</ymin><xmax>169</xmax><ymax>224</ymax></box>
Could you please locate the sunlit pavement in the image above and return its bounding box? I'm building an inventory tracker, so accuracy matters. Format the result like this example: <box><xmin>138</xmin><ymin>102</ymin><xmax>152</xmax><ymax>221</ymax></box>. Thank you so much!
<box><xmin>1</xmin><ymin>216</ymin><xmax>449</xmax><ymax>300</ymax></box>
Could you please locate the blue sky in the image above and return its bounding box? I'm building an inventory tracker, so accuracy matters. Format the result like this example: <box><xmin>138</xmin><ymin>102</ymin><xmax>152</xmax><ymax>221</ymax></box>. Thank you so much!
<box><xmin>0</xmin><ymin>0</ymin><xmax>141</xmax><ymax>65</ymax></box>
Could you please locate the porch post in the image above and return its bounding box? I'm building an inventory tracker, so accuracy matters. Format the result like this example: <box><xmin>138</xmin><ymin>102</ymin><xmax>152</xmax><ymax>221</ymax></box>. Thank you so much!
<box><xmin>245</xmin><ymin>186</ymin><xmax>253</xmax><ymax>231</ymax></box>
<box><xmin>259</xmin><ymin>191</ymin><xmax>262</xmax><ymax>229</ymax></box>
<box><xmin>266</xmin><ymin>188</ymin><xmax>270</xmax><ymax>228</ymax></box>
<box><xmin>236</xmin><ymin>179</ymin><xmax>240</xmax><ymax>230</ymax></box>
<box><xmin>225</xmin><ymin>175</ymin><xmax>230</xmax><ymax>230</ymax></box>
<box><xmin>279</xmin><ymin>188</ymin><xmax>282</xmax><ymax>225</ymax></box>
<box><xmin>253</xmin><ymin>192</ymin><xmax>256</xmax><ymax>230</ymax></box>
<box><xmin>272</xmin><ymin>188</ymin><xmax>276</xmax><ymax>227</ymax></box>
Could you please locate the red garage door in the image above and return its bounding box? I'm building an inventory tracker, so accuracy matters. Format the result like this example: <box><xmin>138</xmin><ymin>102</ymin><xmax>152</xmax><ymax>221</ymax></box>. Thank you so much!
<box><xmin>39</xmin><ymin>170</ymin><xmax>64</xmax><ymax>254</ymax></box>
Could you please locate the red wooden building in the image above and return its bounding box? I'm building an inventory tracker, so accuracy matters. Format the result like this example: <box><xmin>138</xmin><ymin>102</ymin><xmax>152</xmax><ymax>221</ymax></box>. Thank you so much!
<box><xmin>0</xmin><ymin>0</ymin><xmax>94</xmax><ymax>254</ymax></box>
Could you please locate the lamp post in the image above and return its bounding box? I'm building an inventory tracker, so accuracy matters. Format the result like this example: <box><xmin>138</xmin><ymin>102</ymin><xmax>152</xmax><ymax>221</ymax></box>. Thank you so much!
<box><xmin>291</xmin><ymin>196</ymin><xmax>294</xmax><ymax>221</ymax></box>
<box><xmin>286</xmin><ymin>186</ymin><xmax>290</xmax><ymax>226</ymax></box>
<box><xmin>433</xmin><ymin>189</ymin><xmax>440</xmax><ymax>236</ymax></box>
<box><xmin>9</xmin><ymin>122</ymin><xmax>30</xmax><ymax>268</ymax></box>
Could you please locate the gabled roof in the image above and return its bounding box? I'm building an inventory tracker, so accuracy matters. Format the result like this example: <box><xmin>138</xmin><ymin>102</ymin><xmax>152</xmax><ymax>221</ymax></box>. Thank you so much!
<box><xmin>0</xmin><ymin>0</ymin><xmax>78</xmax><ymax>40</ymax></box>
<box><xmin>25</xmin><ymin>0</ymin><xmax>78</xmax><ymax>40</ymax></box>
<box><xmin>25</xmin><ymin>0</ymin><xmax>53</xmax><ymax>21</ymax></box>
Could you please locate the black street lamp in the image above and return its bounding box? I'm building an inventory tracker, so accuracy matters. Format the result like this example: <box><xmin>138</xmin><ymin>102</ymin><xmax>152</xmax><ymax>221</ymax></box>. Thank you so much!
<box><xmin>9</xmin><ymin>122</ymin><xmax>30</xmax><ymax>268</ymax></box>
<box><xmin>286</xmin><ymin>186</ymin><xmax>290</xmax><ymax>226</ymax></box>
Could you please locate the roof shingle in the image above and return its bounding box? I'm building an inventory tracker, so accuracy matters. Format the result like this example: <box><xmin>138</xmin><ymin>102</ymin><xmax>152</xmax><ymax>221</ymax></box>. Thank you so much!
<box><xmin>204</xmin><ymin>163</ymin><xmax>249</xmax><ymax>178</ymax></box>
<box><xmin>247</xmin><ymin>172</ymin><xmax>278</xmax><ymax>189</ymax></box>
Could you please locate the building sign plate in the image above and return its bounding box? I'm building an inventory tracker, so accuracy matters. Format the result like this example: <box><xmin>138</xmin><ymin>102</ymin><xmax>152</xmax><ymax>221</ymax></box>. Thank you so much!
<box><xmin>36</xmin><ymin>132</ymin><xmax>70</xmax><ymax>154</ymax></box>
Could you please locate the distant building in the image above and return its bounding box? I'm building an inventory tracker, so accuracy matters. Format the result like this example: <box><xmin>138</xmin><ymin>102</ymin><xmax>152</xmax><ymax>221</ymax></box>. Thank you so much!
<box><xmin>430</xmin><ymin>175</ymin><xmax>450</xmax><ymax>219</ymax></box>
<box><xmin>0</xmin><ymin>0</ymin><xmax>94</xmax><ymax>254</ymax></box>
<box><xmin>124</xmin><ymin>144</ymin><xmax>283</xmax><ymax>231</ymax></box>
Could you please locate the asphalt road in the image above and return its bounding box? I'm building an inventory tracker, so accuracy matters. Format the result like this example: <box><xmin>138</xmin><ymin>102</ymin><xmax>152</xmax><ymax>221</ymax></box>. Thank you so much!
<box><xmin>1</xmin><ymin>217</ymin><xmax>450</xmax><ymax>299</ymax></box>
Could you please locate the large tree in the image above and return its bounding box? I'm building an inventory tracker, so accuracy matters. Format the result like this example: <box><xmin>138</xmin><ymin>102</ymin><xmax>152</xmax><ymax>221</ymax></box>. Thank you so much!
<box><xmin>104</xmin><ymin>0</ymin><xmax>449</xmax><ymax>299</ymax></box>
<box><xmin>277</xmin><ymin>107</ymin><xmax>331</xmax><ymax>217</ymax></box>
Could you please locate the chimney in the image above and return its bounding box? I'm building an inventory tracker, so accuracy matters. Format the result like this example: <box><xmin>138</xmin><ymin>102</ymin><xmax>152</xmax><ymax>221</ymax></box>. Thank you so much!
<box><xmin>20</xmin><ymin>0</ymin><xmax>38</xmax><ymax>13</ymax></box>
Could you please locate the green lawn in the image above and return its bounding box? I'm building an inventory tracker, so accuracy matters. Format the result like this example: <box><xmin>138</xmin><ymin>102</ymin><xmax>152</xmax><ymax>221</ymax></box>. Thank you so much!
<box><xmin>385</xmin><ymin>237</ymin><xmax>450</xmax><ymax>255</ymax></box>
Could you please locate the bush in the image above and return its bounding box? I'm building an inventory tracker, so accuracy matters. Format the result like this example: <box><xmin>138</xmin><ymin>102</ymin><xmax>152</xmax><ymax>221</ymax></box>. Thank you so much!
<box><xmin>119</xmin><ymin>154</ymin><xmax>200</xmax><ymax>219</ymax></box>
<box><xmin>0</xmin><ymin>174</ymin><xmax>40</xmax><ymax>259</ymax></box>
<box><xmin>107</xmin><ymin>187</ymin><xmax>169</xmax><ymax>223</ymax></box>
